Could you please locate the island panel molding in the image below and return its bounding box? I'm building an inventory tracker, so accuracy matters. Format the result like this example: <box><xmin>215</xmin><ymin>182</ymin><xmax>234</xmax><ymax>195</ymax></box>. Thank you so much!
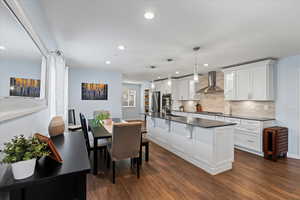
<box><xmin>145</xmin><ymin>115</ymin><xmax>235</xmax><ymax>175</ymax></box>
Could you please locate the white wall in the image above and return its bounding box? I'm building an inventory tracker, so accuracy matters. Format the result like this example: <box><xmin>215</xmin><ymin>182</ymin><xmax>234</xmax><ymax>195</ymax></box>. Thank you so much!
<box><xmin>276</xmin><ymin>55</ymin><xmax>300</xmax><ymax>157</ymax></box>
<box><xmin>122</xmin><ymin>83</ymin><xmax>141</xmax><ymax>120</ymax></box>
<box><xmin>68</xmin><ymin>68</ymin><xmax>122</xmax><ymax>122</ymax></box>
<box><xmin>0</xmin><ymin>59</ymin><xmax>41</xmax><ymax>97</ymax></box>
<box><xmin>0</xmin><ymin>2</ymin><xmax>57</xmax><ymax>198</ymax></box>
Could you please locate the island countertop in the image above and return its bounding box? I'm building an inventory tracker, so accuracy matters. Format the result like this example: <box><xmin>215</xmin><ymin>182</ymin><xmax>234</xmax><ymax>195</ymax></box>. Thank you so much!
<box><xmin>172</xmin><ymin>110</ymin><xmax>275</xmax><ymax>121</ymax></box>
<box><xmin>144</xmin><ymin>112</ymin><xmax>236</xmax><ymax>128</ymax></box>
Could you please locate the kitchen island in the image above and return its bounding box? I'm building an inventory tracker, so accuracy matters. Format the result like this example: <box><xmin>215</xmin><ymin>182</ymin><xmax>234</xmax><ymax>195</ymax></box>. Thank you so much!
<box><xmin>144</xmin><ymin>113</ymin><xmax>236</xmax><ymax>175</ymax></box>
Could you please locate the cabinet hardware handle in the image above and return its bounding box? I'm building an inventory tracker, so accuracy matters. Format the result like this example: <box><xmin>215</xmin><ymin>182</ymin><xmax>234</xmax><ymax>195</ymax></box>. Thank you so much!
<box><xmin>247</xmin><ymin>140</ymin><xmax>254</xmax><ymax>143</ymax></box>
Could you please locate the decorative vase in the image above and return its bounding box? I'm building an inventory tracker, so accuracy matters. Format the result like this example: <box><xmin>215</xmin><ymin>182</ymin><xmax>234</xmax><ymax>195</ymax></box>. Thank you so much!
<box><xmin>48</xmin><ymin>116</ymin><xmax>65</xmax><ymax>137</ymax></box>
<box><xmin>11</xmin><ymin>158</ymin><xmax>36</xmax><ymax>180</ymax></box>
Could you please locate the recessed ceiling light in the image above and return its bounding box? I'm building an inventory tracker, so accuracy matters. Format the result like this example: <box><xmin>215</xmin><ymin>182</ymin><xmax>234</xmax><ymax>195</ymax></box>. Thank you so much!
<box><xmin>175</xmin><ymin>71</ymin><xmax>179</xmax><ymax>74</ymax></box>
<box><xmin>144</xmin><ymin>11</ymin><xmax>155</xmax><ymax>20</ymax></box>
<box><xmin>0</xmin><ymin>46</ymin><xmax>6</xmax><ymax>51</ymax></box>
<box><xmin>118</xmin><ymin>45</ymin><xmax>125</xmax><ymax>50</ymax></box>
<box><xmin>105</xmin><ymin>61</ymin><xmax>111</xmax><ymax>64</ymax></box>
<box><xmin>204</xmin><ymin>63</ymin><xmax>209</xmax><ymax>67</ymax></box>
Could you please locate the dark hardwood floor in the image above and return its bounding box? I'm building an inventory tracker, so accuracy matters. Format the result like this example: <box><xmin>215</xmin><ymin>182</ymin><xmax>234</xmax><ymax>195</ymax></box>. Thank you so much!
<box><xmin>87</xmin><ymin>142</ymin><xmax>300</xmax><ymax>200</ymax></box>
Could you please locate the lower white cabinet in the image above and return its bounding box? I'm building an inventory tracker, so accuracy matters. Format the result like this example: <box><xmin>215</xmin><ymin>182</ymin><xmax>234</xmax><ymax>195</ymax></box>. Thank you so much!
<box><xmin>170</xmin><ymin>122</ymin><xmax>192</xmax><ymax>155</ymax></box>
<box><xmin>234</xmin><ymin>131</ymin><xmax>260</xmax><ymax>152</ymax></box>
<box><xmin>233</xmin><ymin>119</ymin><xmax>275</xmax><ymax>155</ymax></box>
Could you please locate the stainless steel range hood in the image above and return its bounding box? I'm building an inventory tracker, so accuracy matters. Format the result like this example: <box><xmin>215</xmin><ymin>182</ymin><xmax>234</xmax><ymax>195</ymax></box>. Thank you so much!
<box><xmin>197</xmin><ymin>71</ymin><xmax>224</xmax><ymax>94</ymax></box>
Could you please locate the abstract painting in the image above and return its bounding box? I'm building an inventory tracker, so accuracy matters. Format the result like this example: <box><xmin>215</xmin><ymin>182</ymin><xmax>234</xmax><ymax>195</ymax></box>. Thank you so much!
<box><xmin>10</xmin><ymin>77</ymin><xmax>40</xmax><ymax>97</ymax></box>
<box><xmin>81</xmin><ymin>83</ymin><xmax>108</xmax><ymax>100</ymax></box>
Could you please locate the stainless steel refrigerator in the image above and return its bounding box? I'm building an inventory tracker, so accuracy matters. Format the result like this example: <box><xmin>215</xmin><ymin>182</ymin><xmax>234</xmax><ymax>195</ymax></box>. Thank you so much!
<box><xmin>151</xmin><ymin>91</ymin><xmax>161</xmax><ymax>113</ymax></box>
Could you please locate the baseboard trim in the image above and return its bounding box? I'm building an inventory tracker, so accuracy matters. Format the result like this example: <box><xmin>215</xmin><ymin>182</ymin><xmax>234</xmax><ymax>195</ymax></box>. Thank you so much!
<box><xmin>287</xmin><ymin>153</ymin><xmax>300</xmax><ymax>159</ymax></box>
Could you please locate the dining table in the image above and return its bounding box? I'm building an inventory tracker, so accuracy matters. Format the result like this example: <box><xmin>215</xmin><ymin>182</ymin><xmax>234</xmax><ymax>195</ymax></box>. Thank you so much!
<box><xmin>0</xmin><ymin>132</ymin><xmax>91</xmax><ymax>200</ymax></box>
<box><xmin>88</xmin><ymin>118</ymin><xmax>123</xmax><ymax>175</ymax></box>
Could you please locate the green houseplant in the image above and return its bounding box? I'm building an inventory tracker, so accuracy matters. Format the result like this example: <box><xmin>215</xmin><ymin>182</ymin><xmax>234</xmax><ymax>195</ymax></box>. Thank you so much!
<box><xmin>92</xmin><ymin>112</ymin><xmax>110</xmax><ymax>127</ymax></box>
<box><xmin>0</xmin><ymin>135</ymin><xmax>50</xmax><ymax>180</ymax></box>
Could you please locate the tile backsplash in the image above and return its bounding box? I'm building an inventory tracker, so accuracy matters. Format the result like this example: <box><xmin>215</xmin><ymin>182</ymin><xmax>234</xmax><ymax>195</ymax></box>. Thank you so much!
<box><xmin>173</xmin><ymin>72</ymin><xmax>275</xmax><ymax>118</ymax></box>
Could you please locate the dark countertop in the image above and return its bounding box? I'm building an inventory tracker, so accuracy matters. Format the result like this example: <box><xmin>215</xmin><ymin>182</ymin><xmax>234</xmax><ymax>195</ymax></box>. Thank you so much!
<box><xmin>145</xmin><ymin>112</ymin><xmax>236</xmax><ymax>128</ymax></box>
<box><xmin>0</xmin><ymin>132</ymin><xmax>91</xmax><ymax>192</ymax></box>
<box><xmin>172</xmin><ymin>110</ymin><xmax>275</xmax><ymax>121</ymax></box>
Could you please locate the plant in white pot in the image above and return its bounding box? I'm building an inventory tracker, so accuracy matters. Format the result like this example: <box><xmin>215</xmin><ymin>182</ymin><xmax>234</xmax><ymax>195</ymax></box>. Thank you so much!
<box><xmin>92</xmin><ymin>112</ymin><xmax>111</xmax><ymax>127</ymax></box>
<box><xmin>0</xmin><ymin>135</ymin><xmax>50</xmax><ymax>180</ymax></box>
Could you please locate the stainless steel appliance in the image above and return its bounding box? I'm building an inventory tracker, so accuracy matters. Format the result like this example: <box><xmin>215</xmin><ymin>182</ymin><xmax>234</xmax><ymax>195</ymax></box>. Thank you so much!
<box><xmin>162</xmin><ymin>94</ymin><xmax>172</xmax><ymax>115</ymax></box>
<box><xmin>151</xmin><ymin>91</ymin><xmax>161</xmax><ymax>113</ymax></box>
<box><xmin>197</xmin><ymin>71</ymin><xmax>224</xmax><ymax>94</ymax></box>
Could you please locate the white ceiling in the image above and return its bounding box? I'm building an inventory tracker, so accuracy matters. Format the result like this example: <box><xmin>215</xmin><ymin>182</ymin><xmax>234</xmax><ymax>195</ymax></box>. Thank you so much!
<box><xmin>0</xmin><ymin>2</ymin><xmax>41</xmax><ymax>63</ymax></box>
<box><xmin>40</xmin><ymin>0</ymin><xmax>300</xmax><ymax>81</ymax></box>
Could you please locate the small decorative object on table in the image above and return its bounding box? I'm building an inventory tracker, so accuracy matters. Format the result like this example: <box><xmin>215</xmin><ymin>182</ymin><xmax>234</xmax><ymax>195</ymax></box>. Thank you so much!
<box><xmin>92</xmin><ymin>112</ymin><xmax>110</xmax><ymax>127</ymax></box>
<box><xmin>0</xmin><ymin>135</ymin><xmax>50</xmax><ymax>180</ymax></box>
<box><xmin>48</xmin><ymin>116</ymin><xmax>65</xmax><ymax>137</ymax></box>
<box><xmin>34</xmin><ymin>133</ymin><xmax>63</xmax><ymax>163</ymax></box>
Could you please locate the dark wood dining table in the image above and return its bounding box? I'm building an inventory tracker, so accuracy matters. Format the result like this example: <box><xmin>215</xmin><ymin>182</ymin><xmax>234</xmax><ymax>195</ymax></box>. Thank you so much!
<box><xmin>0</xmin><ymin>132</ymin><xmax>91</xmax><ymax>200</ymax></box>
<box><xmin>88</xmin><ymin>118</ymin><xmax>122</xmax><ymax>175</ymax></box>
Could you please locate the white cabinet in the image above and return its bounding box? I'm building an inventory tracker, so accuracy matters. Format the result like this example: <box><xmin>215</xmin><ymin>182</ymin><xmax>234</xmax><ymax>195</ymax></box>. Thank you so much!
<box><xmin>251</xmin><ymin>66</ymin><xmax>274</xmax><ymax>100</ymax></box>
<box><xmin>171</xmin><ymin>79</ymin><xmax>179</xmax><ymax>100</ymax></box>
<box><xmin>153</xmin><ymin>81</ymin><xmax>162</xmax><ymax>92</ymax></box>
<box><xmin>236</xmin><ymin>69</ymin><xmax>251</xmax><ymax>100</ymax></box>
<box><xmin>147</xmin><ymin>117</ymin><xmax>235</xmax><ymax>175</ymax></box>
<box><xmin>224</xmin><ymin>71</ymin><xmax>236</xmax><ymax>100</ymax></box>
<box><xmin>172</xmin><ymin>78</ymin><xmax>200</xmax><ymax>100</ymax></box>
<box><xmin>223</xmin><ymin>59</ymin><xmax>275</xmax><ymax>101</ymax></box>
<box><xmin>158</xmin><ymin>80</ymin><xmax>172</xmax><ymax>94</ymax></box>
<box><xmin>153</xmin><ymin>80</ymin><xmax>172</xmax><ymax>95</ymax></box>
<box><xmin>230</xmin><ymin>118</ymin><xmax>275</xmax><ymax>155</ymax></box>
<box><xmin>179</xmin><ymin>79</ymin><xmax>189</xmax><ymax>100</ymax></box>
<box><xmin>174</xmin><ymin>79</ymin><xmax>189</xmax><ymax>100</ymax></box>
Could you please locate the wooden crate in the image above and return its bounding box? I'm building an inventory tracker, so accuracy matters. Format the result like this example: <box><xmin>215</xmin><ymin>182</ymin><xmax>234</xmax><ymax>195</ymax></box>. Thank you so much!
<box><xmin>263</xmin><ymin>126</ymin><xmax>288</xmax><ymax>161</ymax></box>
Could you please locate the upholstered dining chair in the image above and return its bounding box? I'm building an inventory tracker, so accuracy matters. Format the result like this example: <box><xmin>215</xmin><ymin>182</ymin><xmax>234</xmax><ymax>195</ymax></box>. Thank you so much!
<box><xmin>106</xmin><ymin>122</ymin><xmax>142</xmax><ymax>184</ymax></box>
<box><xmin>126</xmin><ymin>120</ymin><xmax>150</xmax><ymax>164</ymax></box>
<box><xmin>68</xmin><ymin>109</ymin><xmax>82</xmax><ymax>131</ymax></box>
<box><xmin>79</xmin><ymin>113</ymin><xmax>109</xmax><ymax>158</ymax></box>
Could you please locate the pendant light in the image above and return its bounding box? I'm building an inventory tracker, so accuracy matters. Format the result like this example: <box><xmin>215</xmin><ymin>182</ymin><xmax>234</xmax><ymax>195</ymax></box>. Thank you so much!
<box><xmin>193</xmin><ymin>47</ymin><xmax>200</xmax><ymax>82</ymax></box>
<box><xmin>151</xmin><ymin>81</ymin><xmax>155</xmax><ymax>89</ymax></box>
<box><xmin>167</xmin><ymin>76</ymin><xmax>172</xmax><ymax>86</ymax></box>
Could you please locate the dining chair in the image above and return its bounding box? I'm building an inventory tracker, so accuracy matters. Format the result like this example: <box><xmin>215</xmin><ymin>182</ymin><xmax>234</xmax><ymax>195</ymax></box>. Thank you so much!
<box><xmin>106</xmin><ymin>122</ymin><xmax>142</xmax><ymax>184</ymax></box>
<box><xmin>79</xmin><ymin>113</ymin><xmax>109</xmax><ymax>158</ymax></box>
<box><xmin>126</xmin><ymin>120</ymin><xmax>150</xmax><ymax>164</ymax></box>
<box><xmin>68</xmin><ymin>109</ymin><xmax>82</xmax><ymax>131</ymax></box>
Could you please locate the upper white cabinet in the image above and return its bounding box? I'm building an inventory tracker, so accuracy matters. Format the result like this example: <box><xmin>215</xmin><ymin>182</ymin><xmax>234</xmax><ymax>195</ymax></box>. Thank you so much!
<box><xmin>153</xmin><ymin>79</ymin><xmax>172</xmax><ymax>94</ymax></box>
<box><xmin>223</xmin><ymin>59</ymin><xmax>275</xmax><ymax>101</ymax></box>
<box><xmin>177</xmin><ymin>79</ymin><xmax>189</xmax><ymax>100</ymax></box>
<box><xmin>172</xmin><ymin>78</ymin><xmax>200</xmax><ymax>100</ymax></box>
<box><xmin>236</xmin><ymin>68</ymin><xmax>251</xmax><ymax>100</ymax></box>
<box><xmin>224</xmin><ymin>71</ymin><xmax>236</xmax><ymax>100</ymax></box>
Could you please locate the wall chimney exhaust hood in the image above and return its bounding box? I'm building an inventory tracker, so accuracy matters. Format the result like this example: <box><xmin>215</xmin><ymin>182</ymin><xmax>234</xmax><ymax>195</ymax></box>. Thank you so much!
<box><xmin>197</xmin><ymin>71</ymin><xmax>223</xmax><ymax>94</ymax></box>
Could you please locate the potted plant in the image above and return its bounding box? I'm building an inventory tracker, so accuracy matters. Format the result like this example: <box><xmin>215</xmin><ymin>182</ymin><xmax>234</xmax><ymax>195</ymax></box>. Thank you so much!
<box><xmin>0</xmin><ymin>135</ymin><xmax>50</xmax><ymax>180</ymax></box>
<box><xmin>93</xmin><ymin>112</ymin><xmax>110</xmax><ymax>127</ymax></box>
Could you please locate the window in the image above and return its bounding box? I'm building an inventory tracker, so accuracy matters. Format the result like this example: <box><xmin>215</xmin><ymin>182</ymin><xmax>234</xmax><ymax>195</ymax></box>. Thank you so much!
<box><xmin>122</xmin><ymin>88</ymin><xmax>136</xmax><ymax>107</ymax></box>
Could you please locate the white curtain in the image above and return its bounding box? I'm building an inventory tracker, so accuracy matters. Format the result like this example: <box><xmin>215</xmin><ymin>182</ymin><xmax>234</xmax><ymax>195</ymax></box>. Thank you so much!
<box><xmin>47</xmin><ymin>52</ymin><xmax>68</xmax><ymax>124</ymax></box>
